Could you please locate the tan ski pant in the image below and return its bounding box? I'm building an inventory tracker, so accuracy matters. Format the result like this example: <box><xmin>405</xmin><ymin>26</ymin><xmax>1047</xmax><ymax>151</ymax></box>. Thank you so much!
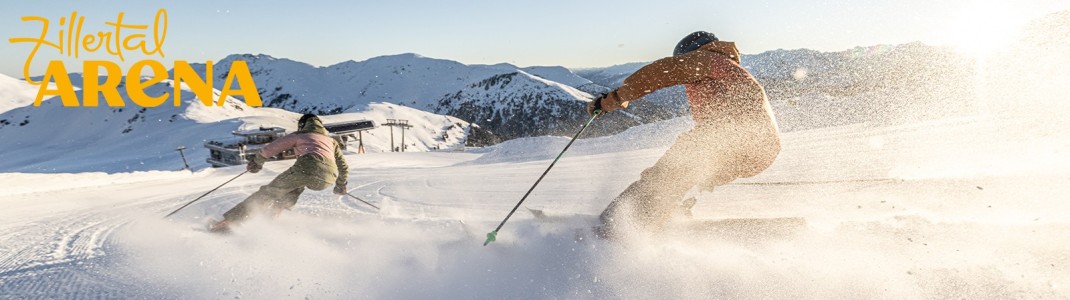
<box><xmin>599</xmin><ymin>125</ymin><xmax>777</xmax><ymax>233</ymax></box>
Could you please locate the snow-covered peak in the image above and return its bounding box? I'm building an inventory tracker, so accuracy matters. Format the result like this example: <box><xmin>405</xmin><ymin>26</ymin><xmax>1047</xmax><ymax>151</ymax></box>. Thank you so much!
<box><xmin>521</xmin><ymin>66</ymin><xmax>595</xmax><ymax>87</ymax></box>
<box><xmin>0</xmin><ymin>73</ymin><xmax>43</xmax><ymax>114</ymax></box>
<box><xmin>220</xmin><ymin>53</ymin><xmax>282</xmax><ymax>63</ymax></box>
<box><xmin>329</xmin><ymin>53</ymin><xmax>462</xmax><ymax>71</ymax></box>
<box><xmin>513</xmin><ymin>70</ymin><xmax>593</xmax><ymax>100</ymax></box>
<box><xmin>477</xmin><ymin>62</ymin><xmax>521</xmax><ymax>71</ymax></box>
<box><xmin>372</xmin><ymin>52</ymin><xmax>425</xmax><ymax>61</ymax></box>
<box><xmin>215</xmin><ymin>54</ymin><xmax>320</xmax><ymax>80</ymax></box>
<box><xmin>429</xmin><ymin>69</ymin><xmax>601</xmax><ymax>141</ymax></box>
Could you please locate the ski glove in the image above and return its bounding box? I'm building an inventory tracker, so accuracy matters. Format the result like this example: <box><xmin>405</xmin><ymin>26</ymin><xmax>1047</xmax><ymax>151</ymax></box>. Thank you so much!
<box><xmin>333</xmin><ymin>183</ymin><xmax>347</xmax><ymax>195</ymax></box>
<box><xmin>246</xmin><ymin>160</ymin><xmax>262</xmax><ymax>173</ymax></box>
<box><xmin>587</xmin><ymin>90</ymin><xmax>628</xmax><ymax>116</ymax></box>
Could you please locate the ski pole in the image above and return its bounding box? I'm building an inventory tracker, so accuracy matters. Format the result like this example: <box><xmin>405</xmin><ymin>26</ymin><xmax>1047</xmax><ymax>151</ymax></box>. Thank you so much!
<box><xmin>164</xmin><ymin>170</ymin><xmax>248</xmax><ymax>218</ymax></box>
<box><xmin>345</xmin><ymin>192</ymin><xmax>381</xmax><ymax>210</ymax></box>
<box><xmin>484</xmin><ymin>110</ymin><xmax>602</xmax><ymax>246</ymax></box>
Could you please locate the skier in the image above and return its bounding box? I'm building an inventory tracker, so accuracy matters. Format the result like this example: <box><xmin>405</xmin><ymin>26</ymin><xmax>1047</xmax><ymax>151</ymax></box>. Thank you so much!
<box><xmin>210</xmin><ymin>114</ymin><xmax>349</xmax><ymax>233</ymax></box>
<box><xmin>589</xmin><ymin>31</ymin><xmax>781</xmax><ymax>236</ymax></box>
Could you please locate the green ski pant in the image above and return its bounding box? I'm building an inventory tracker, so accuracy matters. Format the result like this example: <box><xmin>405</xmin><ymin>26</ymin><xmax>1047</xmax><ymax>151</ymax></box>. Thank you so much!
<box><xmin>223</xmin><ymin>155</ymin><xmax>334</xmax><ymax>222</ymax></box>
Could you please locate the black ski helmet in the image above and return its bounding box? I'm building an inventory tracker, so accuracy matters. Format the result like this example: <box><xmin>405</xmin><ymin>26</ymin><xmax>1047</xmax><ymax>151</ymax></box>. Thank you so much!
<box><xmin>297</xmin><ymin>113</ymin><xmax>319</xmax><ymax>128</ymax></box>
<box><xmin>673</xmin><ymin>31</ymin><xmax>719</xmax><ymax>56</ymax></box>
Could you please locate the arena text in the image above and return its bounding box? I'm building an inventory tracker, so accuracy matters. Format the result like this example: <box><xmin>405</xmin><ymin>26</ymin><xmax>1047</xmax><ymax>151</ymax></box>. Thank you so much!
<box><xmin>8</xmin><ymin>9</ymin><xmax>262</xmax><ymax>107</ymax></box>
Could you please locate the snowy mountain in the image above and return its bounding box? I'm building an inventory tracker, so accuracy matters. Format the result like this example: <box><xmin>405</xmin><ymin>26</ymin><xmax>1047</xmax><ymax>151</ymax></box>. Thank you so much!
<box><xmin>0</xmin><ymin>78</ymin><xmax>269</xmax><ymax>173</ymax></box>
<box><xmin>191</xmin><ymin>53</ymin><xmax>613</xmax><ymax>141</ymax></box>
<box><xmin>431</xmin><ymin>70</ymin><xmax>600</xmax><ymax>140</ymax></box>
<box><xmin>0</xmin><ymin>73</ymin><xmax>49</xmax><ymax>114</ymax></box>
<box><xmin>0</xmin><ymin>44</ymin><xmax>979</xmax><ymax>173</ymax></box>
<box><xmin>0</xmin><ymin>77</ymin><xmax>472</xmax><ymax>173</ymax></box>
<box><xmin>1</xmin><ymin>10</ymin><xmax>1068</xmax><ymax>299</ymax></box>
<box><xmin>573</xmin><ymin>62</ymin><xmax>648</xmax><ymax>88</ymax></box>
<box><xmin>194</xmin><ymin>42</ymin><xmax>981</xmax><ymax>140</ymax></box>
<box><xmin>194</xmin><ymin>53</ymin><xmax>610</xmax><ymax>115</ymax></box>
<box><xmin>5</xmin><ymin>10</ymin><xmax>1066</xmax><ymax>174</ymax></box>
<box><xmin>520</xmin><ymin>65</ymin><xmax>612</xmax><ymax>96</ymax></box>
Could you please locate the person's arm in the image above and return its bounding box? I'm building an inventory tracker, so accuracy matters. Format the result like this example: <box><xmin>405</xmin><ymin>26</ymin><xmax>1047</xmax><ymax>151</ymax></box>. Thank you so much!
<box><xmin>333</xmin><ymin>141</ymin><xmax>349</xmax><ymax>186</ymax></box>
<box><xmin>253</xmin><ymin>134</ymin><xmax>298</xmax><ymax>164</ymax></box>
<box><xmin>589</xmin><ymin>41</ymin><xmax>742</xmax><ymax>115</ymax></box>
<box><xmin>621</xmin><ymin>51</ymin><xmax>722</xmax><ymax>102</ymax></box>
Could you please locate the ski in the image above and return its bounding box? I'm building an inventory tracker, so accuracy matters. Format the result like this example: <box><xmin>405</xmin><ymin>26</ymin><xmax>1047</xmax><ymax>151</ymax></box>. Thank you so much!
<box><xmin>526</xmin><ymin>208</ymin><xmax>808</xmax><ymax>242</ymax></box>
<box><xmin>525</xmin><ymin>208</ymin><xmax>608</xmax><ymax>242</ymax></box>
<box><xmin>197</xmin><ymin>218</ymin><xmax>232</xmax><ymax>235</ymax></box>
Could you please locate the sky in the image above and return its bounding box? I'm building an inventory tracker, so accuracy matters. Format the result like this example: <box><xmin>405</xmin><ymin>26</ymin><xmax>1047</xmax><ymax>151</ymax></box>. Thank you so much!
<box><xmin>1</xmin><ymin>0</ymin><xmax>1068</xmax><ymax>78</ymax></box>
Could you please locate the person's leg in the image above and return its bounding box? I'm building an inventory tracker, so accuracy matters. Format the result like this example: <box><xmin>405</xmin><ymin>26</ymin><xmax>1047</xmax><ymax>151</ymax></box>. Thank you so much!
<box><xmin>268</xmin><ymin>187</ymin><xmax>304</xmax><ymax>218</ymax></box>
<box><xmin>266</xmin><ymin>156</ymin><xmax>333</xmax><ymax>218</ymax></box>
<box><xmin>222</xmin><ymin>168</ymin><xmax>306</xmax><ymax>223</ymax></box>
<box><xmin>265</xmin><ymin>155</ymin><xmax>332</xmax><ymax>215</ymax></box>
<box><xmin>680</xmin><ymin>196</ymin><xmax>697</xmax><ymax>218</ymax></box>
<box><xmin>599</xmin><ymin>131</ymin><xmax>709</xmax><ymax>234</ymax></box>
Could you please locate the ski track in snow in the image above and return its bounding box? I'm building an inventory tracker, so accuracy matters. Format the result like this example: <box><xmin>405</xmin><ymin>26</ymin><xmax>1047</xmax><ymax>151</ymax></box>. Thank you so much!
<box><xmin>0</xmin><ymin>200</ymin><xmax>145</xmax><ymax>298</ymax></box>
<box><xmin>1</xmin><ymin>116</ymin><xmax>1069</xmax><ymax>299</ymax></box>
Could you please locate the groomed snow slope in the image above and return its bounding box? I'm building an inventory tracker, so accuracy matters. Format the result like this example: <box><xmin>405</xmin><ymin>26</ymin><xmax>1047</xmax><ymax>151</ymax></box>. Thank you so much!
<box><xmin>0</xmin><ymin>114</ymin><xmax>1067</xmax><ymax>299</ymax></box>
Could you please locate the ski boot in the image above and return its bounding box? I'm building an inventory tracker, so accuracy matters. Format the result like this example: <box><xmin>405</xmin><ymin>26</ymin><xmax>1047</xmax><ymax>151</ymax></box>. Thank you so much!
<box><xmin>679</xmin><ymin>197</ymin><xmax>696</xmax><ymax>218</ymax></box>
<box><xmin>208</xmin><ymin>219</ymin><xmax>232</xmax><ymax>234</ymax></box>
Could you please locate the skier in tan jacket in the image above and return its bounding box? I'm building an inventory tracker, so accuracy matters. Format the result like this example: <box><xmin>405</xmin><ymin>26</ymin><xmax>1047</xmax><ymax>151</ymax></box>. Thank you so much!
<box><xmin>210</xmin><ymin>114</ymin><xmax>349</xmax><ymax>233</ymax></box>
<box><xmin>590</xmin><ymin>31</ymin><xmax>781</xmax><ymax>236</ymax></box>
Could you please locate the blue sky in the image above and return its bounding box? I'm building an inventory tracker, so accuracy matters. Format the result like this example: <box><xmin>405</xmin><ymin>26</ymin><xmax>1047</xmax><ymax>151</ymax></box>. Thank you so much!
<box><xmin>2</xmin><ymin>0</ymin><xmax>1068</xmax><ymax>77</ymax></box>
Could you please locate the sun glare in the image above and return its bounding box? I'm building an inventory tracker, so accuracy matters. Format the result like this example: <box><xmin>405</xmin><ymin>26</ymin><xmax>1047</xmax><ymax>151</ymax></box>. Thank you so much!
<box><xmin>937</xmin><ymin>2</ymin><xmax>1029</xmax><ymax>58</ymax></box>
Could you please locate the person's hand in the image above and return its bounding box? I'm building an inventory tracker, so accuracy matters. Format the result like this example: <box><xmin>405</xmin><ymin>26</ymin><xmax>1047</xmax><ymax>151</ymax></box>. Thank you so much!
<box><xmin>586</xmin><ymin>91</ymin><xmax>628</xmax><ymax>116</ymax></box>
<box><xmin>333</xmin><ymin>183</ymin><xmax>347</xmax><ymax>195</ymax></box>
<box><xmin>586</xmin><ymin>95</ymin><xmax>603</xmax><ymax>116</ymax></box>
<box><xmin>246</xmin><ymin>160</ymin><xmax>262</xmax><ymax>173</ymax></box>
